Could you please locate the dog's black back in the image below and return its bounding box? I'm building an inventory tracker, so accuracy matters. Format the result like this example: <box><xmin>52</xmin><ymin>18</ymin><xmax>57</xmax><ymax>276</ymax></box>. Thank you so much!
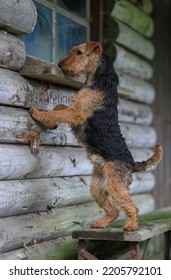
<box><xmin>73</xmin><ymin>52</ymin><xmax>135</xmax><ymax>169</ymax></box>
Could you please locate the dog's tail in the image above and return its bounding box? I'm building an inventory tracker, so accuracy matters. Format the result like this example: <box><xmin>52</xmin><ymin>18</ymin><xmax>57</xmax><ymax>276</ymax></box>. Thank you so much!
<box><xmin>133</xmin><ymin>144</ymin><xmax>163</xmax><ymax>172</ymax></box>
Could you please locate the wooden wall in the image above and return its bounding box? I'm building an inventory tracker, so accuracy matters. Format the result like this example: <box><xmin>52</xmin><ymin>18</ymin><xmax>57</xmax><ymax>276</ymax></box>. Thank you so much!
<box><xmin>0</xmin><ymin>0</ymin><xmax>158</xmax><ymax>259</ymax></box>
<box><xmin>152</xmin><ymin>0</ymin><xmax>171</xmax><ymax>209</ymax></box>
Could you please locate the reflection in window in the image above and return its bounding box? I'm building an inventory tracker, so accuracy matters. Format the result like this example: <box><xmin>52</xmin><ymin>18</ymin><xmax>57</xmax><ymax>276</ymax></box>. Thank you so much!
<box><xmin>58</xmin><ymin>0</ymin><xmax>87</xmax><ymax>18</ymax></box>
<box><xmin>22</xmin><ymin>0</ymin><xmax>89</xmax><ymax>63</ymax></box>
<box><xmin>22</xmin><ymin>1</ymin><xmax>52</xmax><ymax>61</ymax></box>
<box><xmin>56</xmin><ymin>14</ymin><xmax>87</xmax><ymax>63</ymax></box>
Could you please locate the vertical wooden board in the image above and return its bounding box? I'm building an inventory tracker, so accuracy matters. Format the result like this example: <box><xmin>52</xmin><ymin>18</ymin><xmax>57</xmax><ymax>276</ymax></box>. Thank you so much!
<box><xmin>0</xmin><ymin>0</ymin><xmax>37</xmax><ymax>35</ymax></box>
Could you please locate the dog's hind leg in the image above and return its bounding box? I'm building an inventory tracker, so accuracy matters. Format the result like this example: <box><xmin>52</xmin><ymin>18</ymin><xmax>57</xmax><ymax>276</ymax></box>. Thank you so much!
<box><xmin>90</xmin><ymin>163</ymin><xmax>120</xmax><ymax>228</ymax></box>
<box><xmin>103</xmin><ymin>162</ymin><xmax>139</xmax><ymax>231</ymax></box>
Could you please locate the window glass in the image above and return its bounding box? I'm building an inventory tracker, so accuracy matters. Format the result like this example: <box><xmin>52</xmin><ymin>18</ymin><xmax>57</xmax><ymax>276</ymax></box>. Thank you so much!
<box><xmin>58</xmin><ymin>0</ymin><xmax>87</xmax><ymax>18</ymax></box>
<box><xmin>22</xmin><ymin>1</ymin><xmax>52</xmax><ymax>61</ymax></box>
<box><xmin>22</xmin><ymin>0</ymin><xmax>89</xmax><ymax>63</ymax></box>
<box><xmin>56</xmin><ymin>14</ymin><xmax>87</xmax><ymax>63</ymax></box>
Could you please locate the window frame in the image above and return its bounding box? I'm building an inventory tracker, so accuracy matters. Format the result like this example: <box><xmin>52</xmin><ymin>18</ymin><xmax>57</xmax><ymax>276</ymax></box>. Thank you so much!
<box><xmin>31</xmin><ymin>0</ymin><xmax>90</xmax><ymax>63</ymax></box>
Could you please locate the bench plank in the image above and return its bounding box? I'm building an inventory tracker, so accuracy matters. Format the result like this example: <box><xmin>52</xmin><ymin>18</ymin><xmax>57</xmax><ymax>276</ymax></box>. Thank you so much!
<box><xmin>72</xmin><ymin>208</ymin><xmax>171</xmax><ymax>242</ymax></box>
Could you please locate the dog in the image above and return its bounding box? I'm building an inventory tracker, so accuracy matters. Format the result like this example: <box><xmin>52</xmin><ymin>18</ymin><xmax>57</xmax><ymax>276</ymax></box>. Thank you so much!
<box><xmin>29</xmin><ymin>41</ymin><xmax>163</xmax><ymax>231</ymax></box>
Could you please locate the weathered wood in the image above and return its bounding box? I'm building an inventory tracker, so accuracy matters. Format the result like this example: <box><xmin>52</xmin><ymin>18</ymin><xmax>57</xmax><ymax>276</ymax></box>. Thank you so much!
<box><xmin>0</xmin><ymin>68</ymin><xmax>148</xmax><ymax>110</ymax></box>
<box><xmin>0</xmin><ymin>195</ymin><xmax>155</xmax><ymax>253</ymax></box>
<box><xmin>0</xmin><ymin>101</ymin><xmax>153</xmax><ymax>145</ymax></box>
<box><xmin>0</xmin><ymin>106</ymin><xmax>78</xmax><ymax>146</ymax></box>
<box><xmin>72</xmin><ymin>208</ymin><xmax>171</xmax><ymax>242</ymax></box>
<box><xmin>0</xmin><ymin>68</ymin><xmax>77</xmax><ymax>109</ymax></box>
<box><xmin>20</xmin><ymin>55</ymin><xmax>84</xmax><ymax>89</ymax></box>
<box><xmin>25</xmin><ymin>78</ymin><xmax>75</xmax><ymax>110</ymax></box>
<box><xmin>0</xmin><ymin>176</ymin><xmax>91</xmax><ymax>217</ymax></box>
<box><xmin>116</xmin><ymin>21</ymin><xmax>155</xmax><ymax>60</ymax></box>
<box><xmin>118</xmin><ymin>99</ymin><xmax>153</xmax><ymax>125</ymax></box>
<box><xmin>0</xmin><ymin>0</ymin><xmax>37</xmax><ymax>35</ymax></box>
<box><xmin>0</xmin><ymin>236</ymin><xmax>78</xmax><ymax>260</ymax></box>
<box><xmin>130</xmin><ymin>172</ymin><xmax>155</xmax><ymax>194</ymax></box>
<box><xmin>0</xmin><ymin>31</ymin><xmax>26</xmax><ymax>70</ymax></box>
<box><xmin>0</xmin><ymin>172</ymin><xmax>155</xmax><ymax>217</ymax></box>
<box><xmin>121</xmin><ymin>123</ymin><xmax>156</xmax><ymax>148</ymax></box>
<box><xmin>117</xmin><ymin>71</ymin><xmax>155</xmax><ymax>104</ymax></box>
<box><xmin>0</xmin><ymin>145</ymin><xmax>155</xmax><ymax>180</ymax></box>
<box><xmin>115</xmin><ymin>45</ymin><xmax>153</xmax><ymax>79</ymax></box>
<box><xmin>111</xmin><ymin>0</ymin><xmax>154</xmax><ymax>37</ymax></box>
<box><xmin>0</xmin><ymin>69</ymin><xmax>31</xmax><ymax>107</ymax></box>
<box><xmin>128</xmin><ymin>0</ymin><xmax>153</xmax><ymax>14</ymax></box>
<box><xmin>0</xmin><ymin>145</ymin><xmax>92</xmax><ymax>180</ymax></box>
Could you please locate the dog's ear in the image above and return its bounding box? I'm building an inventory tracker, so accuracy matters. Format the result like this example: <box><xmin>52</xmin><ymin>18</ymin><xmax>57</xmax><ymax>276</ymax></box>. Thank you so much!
<box><xmin>85</xmin><ymin>41</ymin><xmax>102</xmax><ymax>55</ymax></box>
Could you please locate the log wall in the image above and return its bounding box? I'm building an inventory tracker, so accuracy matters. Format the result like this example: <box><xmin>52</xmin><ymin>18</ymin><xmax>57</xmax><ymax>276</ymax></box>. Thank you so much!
<box><xmin>0</xmin><ymin>0</ymin><xmax>158</xmax><ymax>259</ymax></box>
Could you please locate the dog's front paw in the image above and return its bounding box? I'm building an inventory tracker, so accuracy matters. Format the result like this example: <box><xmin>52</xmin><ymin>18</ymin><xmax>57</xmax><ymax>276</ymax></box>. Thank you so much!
<box><xmin>29</xmin><ymin>107</ymin><xmax>40</xmax><ymax>120</ymax></box>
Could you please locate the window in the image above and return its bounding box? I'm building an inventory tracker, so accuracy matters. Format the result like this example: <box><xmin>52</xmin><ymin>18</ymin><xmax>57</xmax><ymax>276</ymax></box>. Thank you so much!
<box><xmin>22</xmin><ymin>0</ymin><xmax>90</xmax><ymax>63</ymax></box>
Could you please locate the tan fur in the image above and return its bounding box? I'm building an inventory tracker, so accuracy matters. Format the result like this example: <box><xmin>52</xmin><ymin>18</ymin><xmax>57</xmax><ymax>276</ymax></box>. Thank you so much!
<box><xmin>133</xmin><ymin>144</ymin><xmax>163</xmax><ymax>172</ymax></box>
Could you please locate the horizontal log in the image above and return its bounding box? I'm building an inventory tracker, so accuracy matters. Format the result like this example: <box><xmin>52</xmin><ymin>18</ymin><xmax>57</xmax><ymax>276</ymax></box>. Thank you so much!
<box><xmin>130</xmin><ymin>172</ymin><xmax>155</xmax><ymax>194</ymax></box>
<box><xmin>20</xmin><ymin>55</ymin><xmax>84</xmax><ymax>89</ymax></box>
<box><xmin>0</xmin><ymin>106</ymin><xmax>78</xmax><ymax>146</ymax></box>
<box><xmin>0</xmin><ymin>67</ymin><xmax>147</xmax><ymax>110</ymax></box>
<box><xmin>0</xmin><ymin>69</ymin><xmax>31</xmax><ymax>107</ymax></box>
<box><xmin>0</xmin><ymin>194</ymin><xmax>155</xmax><ymax>253</ymax></box>
<box><xmin>0</xmin><ymin>100</ymin><xmax>153</xmax><ymax>145</ymax></box>
<box><xmin>0</xmin><ymin>31</ymin><xmax>26</xmax><ymax>70</ymax></box>
<box><xmin>0</xmin><ymin>145</ymin><xmax>92</xmax><ymax>180</ymax></box>
<box><xmin>0</xmin><ymin>202</ymin><xmax>101</xmax><ymax>253</ymax></box>
<box><xmin>111</xmin><ymin>0</ymin><xmax>154</xmax><ymax>37</ymax></box>
<box><xmin>114</xmin><ymin>45</ymin><xmax>153</xmax><ymax>79</ymax></box>
<box><xmin>0</xmin><ymin>172</ymin><xmax>155</xmax><ymax>217</ymax></box>
<box><xmin>0</xmin><ymin>236</ymin><xmax>77</xmax><ymax>260</ymax></box>
<box><xmin>0</xmin><ymin>176</ymin><xmax>91</xmax><ymax>217</ymax></box>
<box><xmin>0</xmin><ymin>0</ymin><xmax>37</xmax><ymax>35</ymax></box>
<box><xmin>0</xmin><ymin>145</ymin><xmax>155</xmax><ymax>180</ymax></box>
<box><xmin>120</xmin><ymin>123</ymin><xmax>156</xmax><ymax>148</ymax></box>
<box><xmin>128</xmin><ymin>0</ymin><xmax>153</xmax><ymax>14</ymax></box>
<box><xmin>25</xmin><ymin>78</ymin><xmax>75</xmax><ymax>110</ymax></box>
<box><xmin>116</xmin><ymin>21</ymin><xmax>155</xmax><ymax>60</ymax></box>
<box><xmin>0</xmin><ymin>68</ymin><xmax>154</xmax><ymax>112</ymax></box>
<box><xmin>117</xmin><ymin>71</ymin><xmax>155</xmax><ymax>104</ymax></box>
<box><xmin>118</xmin><ymin>99</ymin><xmax>153</xmax><ymax>125</ymax></box>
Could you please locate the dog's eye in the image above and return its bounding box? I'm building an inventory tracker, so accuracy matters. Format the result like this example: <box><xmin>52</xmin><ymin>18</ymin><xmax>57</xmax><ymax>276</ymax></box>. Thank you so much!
<box><xmin>76</xmin><ymin>50</ymin><xmax>83</xmax><ymax>56</ymax></box>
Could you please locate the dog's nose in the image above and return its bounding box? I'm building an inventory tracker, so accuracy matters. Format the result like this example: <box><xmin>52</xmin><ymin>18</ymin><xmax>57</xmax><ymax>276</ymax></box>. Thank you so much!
<box><xmin>58</xmin><ymin>62</ymin><xmax>62</xmax><ymax>68</ymax></box>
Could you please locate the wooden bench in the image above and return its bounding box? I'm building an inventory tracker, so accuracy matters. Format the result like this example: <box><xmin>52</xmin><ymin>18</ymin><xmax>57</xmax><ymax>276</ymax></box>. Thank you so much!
<box><xmin>72</xmin><ymin>207</ymin><xmax>171</xmax><ymax>260</ymax></box>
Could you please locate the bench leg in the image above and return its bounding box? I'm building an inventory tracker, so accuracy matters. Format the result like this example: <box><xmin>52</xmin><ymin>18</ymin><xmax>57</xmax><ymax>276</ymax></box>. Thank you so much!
<box><xmin>164</xmin><ymin>231</ymin><xmax>171</xmax><ymax>260</ymax></box>
<box><xmin>118</xmin><ymin>242</ymin><xmax>140</xmax><ymax>260</ymax></box>
<box><xmin>78</xmin><ymin>239</ymin><xmax>98</xmax><ymax>260</ymax></box>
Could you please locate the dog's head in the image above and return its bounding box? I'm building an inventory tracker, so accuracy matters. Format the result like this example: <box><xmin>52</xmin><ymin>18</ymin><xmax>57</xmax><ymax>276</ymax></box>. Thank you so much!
<box><xmin>58</xmin><ymin>41</ymin><xmax>102</xmax><ymax>77</ymax></box>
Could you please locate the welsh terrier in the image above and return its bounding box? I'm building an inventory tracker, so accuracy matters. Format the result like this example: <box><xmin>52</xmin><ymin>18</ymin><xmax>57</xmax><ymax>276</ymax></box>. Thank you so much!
<box><xmin>29</xmin><ymin>41</ymin><xmax>163</xmax><ymax>231</ymax></box>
